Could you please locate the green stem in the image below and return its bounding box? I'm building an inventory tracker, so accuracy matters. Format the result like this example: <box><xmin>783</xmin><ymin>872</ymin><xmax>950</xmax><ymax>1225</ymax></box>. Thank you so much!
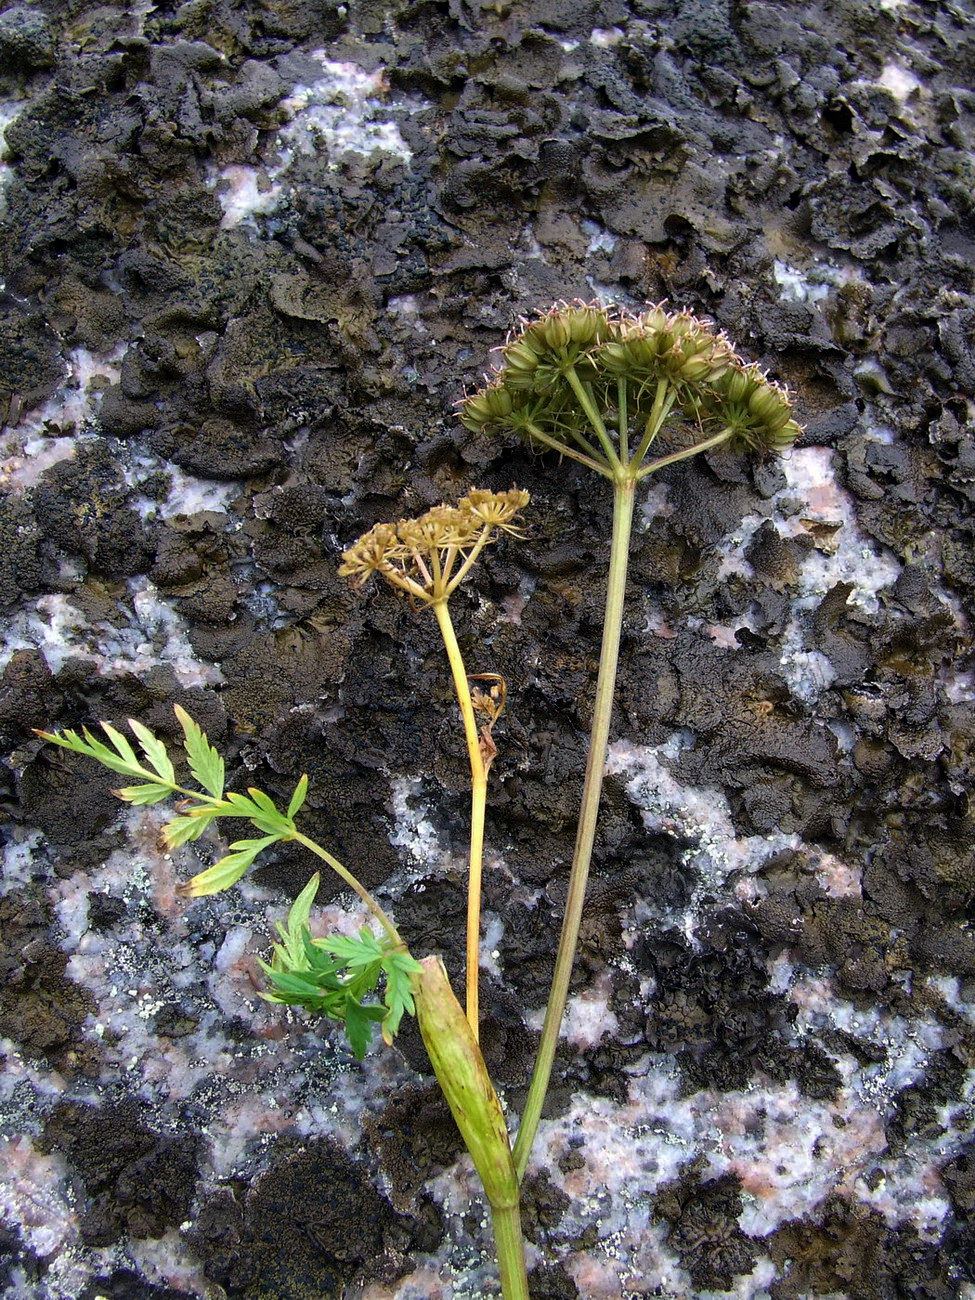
<box><xmin>560</xmin><ymin>421</ymin><xmax>605</xmax><ymax>465</ymax></box>
<box><xmin>617</xmin><ymin>377</ymin><xmax>629</xmax><ymax>465</ymax></box>
<box><xmin>512</xmin><ymin>476</ymin><xmax>636</xmax><ymax>1179</ymax></box>
<box><xmin>522</xmin><ymin>421</ymin><xmax>606</xmax><ymax>475</ymax></box>
<box><xmin>491</xmin><ymin>1200</ymin><xmax>531</xmax><ymax>1300</ymax></box>
<box><xmin>636</xmin><ymin>427</ymin><xmax>733</xmax><ymax>478</ymax></box>
<box><xmin>433</xmin><ymin>598</ymin><xmax>487</xmax><ymax>1038</ymax></box>
<box><xmin>631</xmin><ymin>378</ymin><xmax>674</xmax><ymax>466</ymax></box>
<box><xmin>564</xmin><ymin>367</ymin><xmax>620</xmax><ymax>470</ymax></box>
<box><xmin>291</xmin><ymin>830</ymin><xmax>402</xmax><ymax>947</ymax></box>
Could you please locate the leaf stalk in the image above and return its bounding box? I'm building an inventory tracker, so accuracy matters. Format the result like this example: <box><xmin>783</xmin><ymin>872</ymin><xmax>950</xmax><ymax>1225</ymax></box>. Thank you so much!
<box><xmin>290</xmin><ymin>830</ymin><xmax>401</xmax><ymax>947</ymax></box>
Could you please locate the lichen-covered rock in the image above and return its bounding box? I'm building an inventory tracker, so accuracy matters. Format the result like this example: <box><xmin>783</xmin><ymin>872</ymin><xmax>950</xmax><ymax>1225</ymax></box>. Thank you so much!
<box><xmin>3</xmin><ymin>0</ymin><xmax>975</xmax><ymax>1294</ymax></box>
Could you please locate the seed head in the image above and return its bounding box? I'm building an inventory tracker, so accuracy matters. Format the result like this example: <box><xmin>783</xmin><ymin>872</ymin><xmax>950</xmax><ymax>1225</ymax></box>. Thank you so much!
<box><xmin>704</xmin><ymin>365</ymin><xmax>802</xmax><ymax>454</ymax></box>
<box><xmin>337</xmin><ymin>522</ymin><xmax>404</xmax><ymax>583</ymax></box>
<box><xmin>339</xmin><ymin>489</ymin><xmax>530</xmax><ymax>604</ymax></box>
<box><xmin>595</xmin><ymin>307</ymin><xmax>735</xmax><ymax>386</ymax></box>
<box><xmin>462</xmin><ymin>487</ymin><xmax>531</xmax><ymax>534</ymax></box>
<box><xmin>398</xmin><ymin>504</ymin><xmax>481</xmax><ymax>552</ymax></box>
<box><xmin>460</xmin><ymin>299</ymin><xmax>802</xmax><ymax>475</ymax></box>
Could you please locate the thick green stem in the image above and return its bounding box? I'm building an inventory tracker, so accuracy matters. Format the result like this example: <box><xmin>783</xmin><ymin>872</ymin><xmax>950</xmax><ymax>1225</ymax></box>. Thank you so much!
<box><xmin>414</xmin><ymin>956</ymin><xmax>530</xmax><ymax>1295</ymax></box>
<box><xmin>491</xmin><ymin>1201</ymin><xmax>531</xmax><ymax>1300</ymax></box>
<box><xmin>512</xmin><ymin>476</ymin><xmax>636</xmax><ymax>1179</ymax></box>
<box><xmin>433</xmin><ymin>599</ymin><xmax>487</xmax><ymax>1038</ymax></box>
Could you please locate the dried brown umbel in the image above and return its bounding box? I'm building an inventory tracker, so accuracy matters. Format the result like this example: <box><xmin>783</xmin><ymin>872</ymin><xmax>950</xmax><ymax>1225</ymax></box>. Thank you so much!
<box><xmin>339</xmin><ymin>488</ymin><xmax>529</xmax><ymax>605</ymax></box>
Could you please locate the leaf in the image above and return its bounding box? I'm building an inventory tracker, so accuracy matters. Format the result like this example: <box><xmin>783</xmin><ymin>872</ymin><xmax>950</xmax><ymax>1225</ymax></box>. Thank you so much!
<box><xmin>343</xmin><ymin>996</ymin><xmax>384</xmax><ymax>1060</ymax></box>
<box><xmin>246</xmin><ymin>788</ymin><xmax>280</xmax><ymax>817</ymax></box>
<box><xmin>36</xmin><ymin>725</ymin><xmax>146</xmax><ymax>777</ymax></box>
<box><xmin>381</xmin><ymin>949</ymin><xmax>422</xmax><ymax>1044</ymax></box>
<box><xmin>34</xmin><ymin>727</ymin><xmax>91</xmax><ymax>756</ymax></box>
<box><xmin>174</xmin><ymin>705</ymin><xmax>225</xmax><ymax>798</ymax></box>
<box><xmin>80</xmin><ymin>727</ymin><xmax>146</xmax><ymax>777</ymax></box>
<box><xmin>225</xmin><ymin>833</ymin><xmax>284</xmax><ymax>857</ymax></box>
<box><xmin>213</xmin><ymin>792</ymin><xmax>259</xmax><ymax>816</ymax></box>
<box><xmin>181</xmin><ymin>834</ymin><xmax>281</xmax><ymax>896</ymax></box>
<box><xmin>259</xmin><ymin>962</ymin><xmax>347</xmax><ymax>1015</ymax></box>
<box><xmin>216</xmin><ymin>792</ymin><xmax>289</xmax><ymax>836</ymax></box>
<box><xmin>300</xmin><ymin>931</ymin><xmax>341</xmax><ymax>972</ymax></box>
<box><xmin>263</xmin><ymin>968</ymin><xmax>332</xmax><ymax>998</ymax></box>
<box><xmin>322</xmin><ymin>929</ymin><xmax>384</xmax><ymax>969</ymax></box>
<box><xmin>279</xmin><ymin>874</ymin><xmax>320</xmax><ymax>967</ymax></box>
<box><xmin>126</xmin><ymin>719</ymin><xmax>176</xmax><ymax>786</ymax></box>
<box><xmin>163</xmin><ymin>810</ymin><xmax>219</xmax><ymax>848</ymax></box>
<box><xmin>287</xmin><ymin>774</ymin><xmax>309</xmax><ymax>820</ymax></box>
<box><xmin>295</xmin><ymin>931</ymin><xmax>383</xmax><ymax>998</ymax></box>
<box><xmin>262</xmin><ymin>945</ymin><xmax>340</xmax><ymax>987</ymax></box>
<box><xmin>99</xmin><ymin>722</ymin><xmax>142</xmax><ymax>771</ymax></box>
<box><xmin>114</xmin><ymin>782</ymin><xmax>175</xmax><ymax>806</ymax></box>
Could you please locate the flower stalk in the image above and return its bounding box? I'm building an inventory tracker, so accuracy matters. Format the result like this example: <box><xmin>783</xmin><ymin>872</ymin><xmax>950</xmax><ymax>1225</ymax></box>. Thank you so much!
<box><xmin>339</xmin><ymin>488</ymin><xmax>529</xmax><ymax>1038</ymax></box>
<box><xmin>432</xmin><ymin>597</ymin><xmax>489</xmax><ymax>1037</ymax></box>
<box><xmin>512</xmin><ymin>474</ymin><xmax>636</xmax><ymax>1177</ymax></box>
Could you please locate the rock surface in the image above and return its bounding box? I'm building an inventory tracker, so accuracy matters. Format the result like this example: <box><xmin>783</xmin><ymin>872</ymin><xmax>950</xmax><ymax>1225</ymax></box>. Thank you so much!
<box><xmin>2</xmin><ymin>1</ymin><xmax>975</xmax><ymax>1297</ymax></box>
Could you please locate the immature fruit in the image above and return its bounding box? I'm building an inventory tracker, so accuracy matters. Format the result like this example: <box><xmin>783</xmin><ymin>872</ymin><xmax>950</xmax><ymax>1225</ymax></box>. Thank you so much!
<box><xmin>707</xmin><ymin>365</ymin><xmax>802</xmax><ymax>454</ymax></box>
<box><xmin>464</xmin><ymin>300</ymin><xmax>802</xmax><ymax>468</ymax></box>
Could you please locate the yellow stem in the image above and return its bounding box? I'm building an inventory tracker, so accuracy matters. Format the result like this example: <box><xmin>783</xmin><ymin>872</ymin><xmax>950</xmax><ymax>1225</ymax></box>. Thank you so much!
<box><xmin>447</xmin><ymin>526</ymin><xmax>493</xmax><ymax>595</ymax></box>
<box><xmin>433</xmin><ymin>598</ymin><xmax>487</xmax><ymax>1039</ymax></box>
<box><xmin>468</xmin><ymin>772</ymin><xmax>487</xmax><ymax>1035</ymax></box>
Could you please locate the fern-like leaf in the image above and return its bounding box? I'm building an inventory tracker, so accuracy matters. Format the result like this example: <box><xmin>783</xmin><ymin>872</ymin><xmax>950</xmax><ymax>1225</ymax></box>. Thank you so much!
<box><xmin>174</xmin><ymin>705</ymin><xmax>225</xmax><ymax>798</ymax></box>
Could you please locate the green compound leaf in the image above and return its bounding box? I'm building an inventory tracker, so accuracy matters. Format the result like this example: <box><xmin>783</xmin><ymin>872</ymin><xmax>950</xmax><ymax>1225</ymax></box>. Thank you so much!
<box><xmin>163</xmin><ymin>809</ymin><xmax>221</xmax><ymax>848</ymax></box>
<box><xmin>174</xmin><ymin>704</ymin><xmax>225</xmax><ymax>798</ymax></box>
<box><xmin>36</xmin><ymin>725</ymin><xmax>149</xmax><ymax>779</ymax></box>
<box><xmin>126</xmin><ymin>719</ymin><xmax>176</xmax><ymax>786</ymax></box>
<box><xmin>297</xmin><ymin>930</ymin><xmax>348</xmax><ymax>978</ymax></box>
<box><xmin>274</xmin><ymin>873</ymin><xmax>321</xmax><ymax>968</ymax></box>
<box><xmin>213</xmin><ymin>791</ymin><xmax>292</xmax><ymax>837</ymax></box>
<box><xmin>99</xmin><ymin>722</ymin><xmax>142</xmax><ymax>772</ymax></box>
<box><xmin>381</xmin><ymin>948</ymin><xmax>423</xmax><ymax>1045</ymax></box>
<box><xmin>322</xmin><ymin>929</ymin><xmax>385</xmax><ymax>969</ymax></box>
<box><xmin>258</xmin><ymin>906</ymin><xmax>417</xmax><ymax>1058</ymax></box>
<box><xmin>246</xmin><ymin>787</ymin><xmax>280</xmax><ymax>818</ymax></box>
<box><xmin>261</xmin><ymin>966</ymin><xmax>341</xmax><ymax>1002</ymax></box>
<box><xmin>344</xmin><ymin>996</ymin><xmax>386</xmax><ymax>1060</ymax></box>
